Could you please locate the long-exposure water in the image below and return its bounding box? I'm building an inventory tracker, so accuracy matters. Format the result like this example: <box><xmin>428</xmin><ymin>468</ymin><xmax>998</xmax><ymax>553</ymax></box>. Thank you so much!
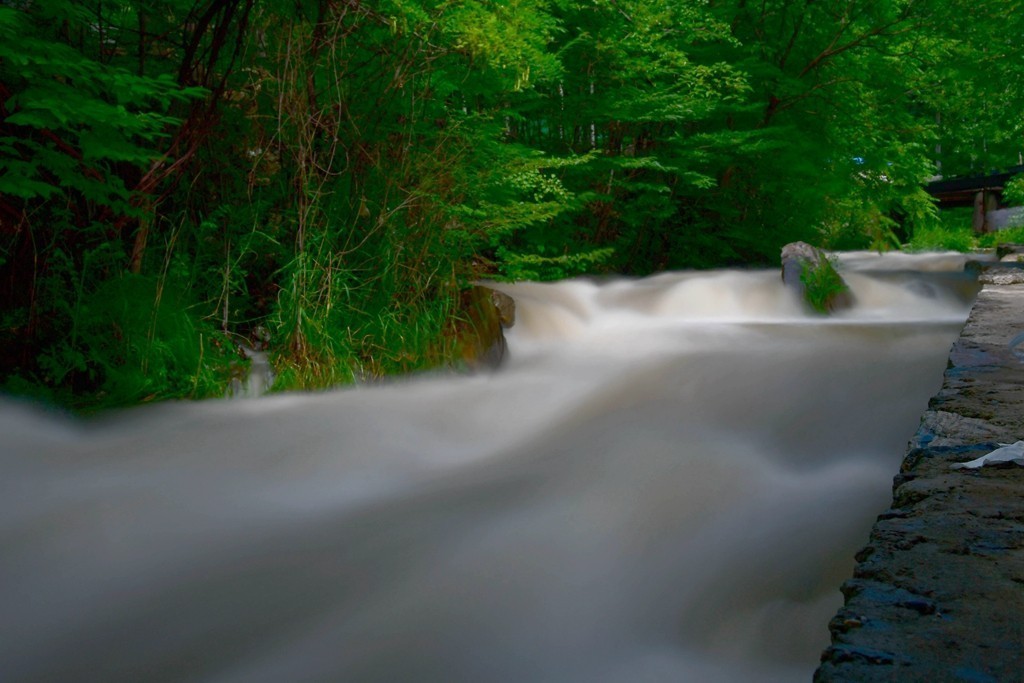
<box><xmin>1</xmin><ymin>252</ymin><xmax>980</xmax><ymax>682</ymax></box>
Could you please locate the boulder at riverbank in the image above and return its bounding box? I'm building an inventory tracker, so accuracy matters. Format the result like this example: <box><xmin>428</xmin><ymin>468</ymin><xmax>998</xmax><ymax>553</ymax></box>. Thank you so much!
<box><xmin>456</xmin><ymin>286</ymin><xmax>516</xmax><ymax>369</ymax></box>
<box><xmin>815</xmin><ymin>275</ymin><xmax>1024</xmax><ymax>682</ymax></box>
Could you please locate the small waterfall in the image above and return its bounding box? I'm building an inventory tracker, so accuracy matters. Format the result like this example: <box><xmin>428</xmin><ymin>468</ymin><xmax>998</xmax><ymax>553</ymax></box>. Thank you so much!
<box><xmin>227</xmin><ymin>346</ymin><xmax>275</xmax><ymax>398</ymax></box>
<box><xmin>0</xmin><ymin>251</ymin><xmax>979</xmax><ymax>683</ymax></box>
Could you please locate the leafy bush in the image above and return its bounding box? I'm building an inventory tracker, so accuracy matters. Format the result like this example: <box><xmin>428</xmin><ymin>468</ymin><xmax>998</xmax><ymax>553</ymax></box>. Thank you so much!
<box><xmin>1004</xmin><ymin>175</ymin><xmax>1024</xmax><ymax>206</ymax></box>
<box><xmin>77</xmin><ymin>276</ymin><xmax>235</xmax><ymax>406</ymax></box>
<box><xmin>9</xmin><ymin>274</ymin><xmax>237</xmax><ymax>411</ymax></box>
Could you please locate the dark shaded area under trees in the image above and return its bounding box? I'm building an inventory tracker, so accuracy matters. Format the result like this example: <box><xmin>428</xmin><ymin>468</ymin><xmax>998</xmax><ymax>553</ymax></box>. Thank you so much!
<box><xmin>2</xmin><ymin>0</ymin><xmax>1022</xmax><ymax>409</ymax></box>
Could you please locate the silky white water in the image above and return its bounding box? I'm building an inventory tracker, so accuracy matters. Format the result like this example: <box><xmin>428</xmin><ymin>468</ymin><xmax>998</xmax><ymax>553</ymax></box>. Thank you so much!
<box><xmin>0</xmin><ymin>252</ymin><xmax>980</xmax><ymax>682</ymax></box>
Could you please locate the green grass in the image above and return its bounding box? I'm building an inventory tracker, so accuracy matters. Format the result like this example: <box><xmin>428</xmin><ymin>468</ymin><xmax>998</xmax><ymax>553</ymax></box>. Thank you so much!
<box><xmin>3</xmin><ymin>274</ymin><xmax>238</xmax><ymax>412</ymax></box>
<box><xmin>906</xmin><ymin>223</ymin><xmax>976</xmax><ymax>252</ymax></box>
<box><xmin>907</xmin><ymin>205</ymin><xmax>1024</xmax><ymax>253</ymax></box>
<box><xmin>978</xmin><ymin>224</ymin><xmax>1024</xmax><ymax>248</ymax></box>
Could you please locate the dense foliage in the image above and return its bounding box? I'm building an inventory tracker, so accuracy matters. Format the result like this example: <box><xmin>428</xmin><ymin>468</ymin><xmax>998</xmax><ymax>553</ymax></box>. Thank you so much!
<box><xmin>2</xmin><ymin>0</ymin><xmax>1023</xmax><ymax>408</ymax></box>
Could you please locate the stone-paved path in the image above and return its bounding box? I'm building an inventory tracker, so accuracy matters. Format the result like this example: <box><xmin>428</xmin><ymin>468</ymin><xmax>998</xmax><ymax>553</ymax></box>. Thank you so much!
<box><xmin>815</xmin><ymin>266</ymin><xmax>1024</xmax><ymax>683</ymax></box>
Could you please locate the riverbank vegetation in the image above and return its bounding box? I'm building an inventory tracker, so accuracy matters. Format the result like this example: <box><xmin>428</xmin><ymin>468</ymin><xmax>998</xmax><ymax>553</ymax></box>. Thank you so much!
<box><xmin>907</xmin><ymin>212</ymin><xmax>1024</xmax><ymax>253</ymax></box>
<box><xmin>3</xmin><ymin>0</ymin><xmax>1023</xmax><ymax>409</ymax></box>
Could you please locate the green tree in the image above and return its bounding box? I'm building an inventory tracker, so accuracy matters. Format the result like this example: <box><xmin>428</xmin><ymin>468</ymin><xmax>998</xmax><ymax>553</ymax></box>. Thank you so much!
<box><xmin>910</xmin><ymin>0</ymin><xmax>1024</xmax><ymax>178</ymax></box>
<box><xmin>0</xmin><ymin>0</ymin><xmax>247</xmax><ymax>407</ymax></box>
<box><xmin>493</xmin><ymin>0</ymin><xmax>751</xmax><ymax>272</ymax></box>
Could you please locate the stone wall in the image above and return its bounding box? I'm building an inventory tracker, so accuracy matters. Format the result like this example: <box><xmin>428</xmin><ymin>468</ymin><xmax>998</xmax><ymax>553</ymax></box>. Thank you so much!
<box><xmin>815</xmin><ymin>271</ymin><xmax>1024</xmax><ymax>682</ymax></box>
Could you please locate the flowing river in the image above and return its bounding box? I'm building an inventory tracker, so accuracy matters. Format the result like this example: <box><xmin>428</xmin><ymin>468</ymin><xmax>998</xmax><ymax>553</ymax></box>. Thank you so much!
<box><xmin>1</xmin><ymin>251</ymin><xmax>981</xmax><ymax>682</ymax></box>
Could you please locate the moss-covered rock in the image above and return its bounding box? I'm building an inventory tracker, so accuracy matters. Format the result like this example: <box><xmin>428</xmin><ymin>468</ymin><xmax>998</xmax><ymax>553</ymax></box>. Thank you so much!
<box><xmin>454</xmin><ymin>286</ymin><xmax>515</xmax><ymax>369</ymax></box>
<box><xmin>781</xmin><ymin>241</ymin><xmax>853</xmax><ymax>313</ymax></box>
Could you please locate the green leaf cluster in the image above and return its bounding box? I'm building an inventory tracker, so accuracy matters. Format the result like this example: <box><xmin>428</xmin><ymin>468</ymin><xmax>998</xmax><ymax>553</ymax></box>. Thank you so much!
<box><xmin>0</xmin><ymin>6</ymin><xmax>201</xmax><ymax>208</ymax></box>
<box><xmin>1005</xmin><ymin>176</ymin><xmax>1024</xmax><ymax>207</ymax></box>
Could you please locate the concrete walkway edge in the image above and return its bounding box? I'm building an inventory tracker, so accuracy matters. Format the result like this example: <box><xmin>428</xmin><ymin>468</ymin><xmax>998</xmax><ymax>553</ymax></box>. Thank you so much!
<box><xmin>814</xmin><ymin>269</ymin><xmax>1024</xmax><ymax>682</ymax></box>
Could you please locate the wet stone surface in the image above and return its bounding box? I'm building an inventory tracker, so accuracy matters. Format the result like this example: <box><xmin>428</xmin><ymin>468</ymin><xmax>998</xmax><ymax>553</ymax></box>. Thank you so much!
<box><xmin>815</xmin><ymin>283</ymin><xmax>1024</xmax><ymax>683</ymax></box>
